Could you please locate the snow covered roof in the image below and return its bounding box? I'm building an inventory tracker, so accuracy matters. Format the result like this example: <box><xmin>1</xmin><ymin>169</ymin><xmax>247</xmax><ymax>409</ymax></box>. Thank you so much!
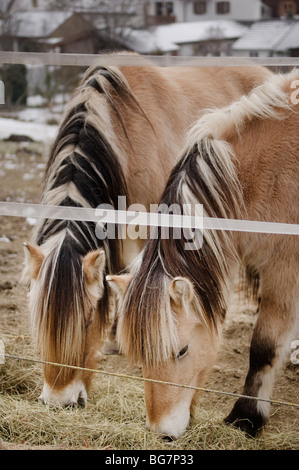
<box><xmin>0</xmin><ymin>9</ymin><xmax>131</xmax><ymax>39</ymax></box>
<box><xmin>125</xmin><ymin>20</ymin><xmax>248</xmax><ymax>54</ymax></box>
<box><xmin>275</xmin><ymin>21</ymin><xmax>299</xmax><ymax>51</ymax></box>
<box><xmin>232</xmin><ymin>20</ymin><xmax>298</xmax><ymax>52</ymax></box>
<box><xmin>124</xmin><ymin>28</ymin><xmax>178</xmax><ymax>54</ymax></box>
<box><xmin>3</xmin><ymin>0</ymin><xmax>139</xmax><ymax>14</ymax></box>
<box><xmin>74</xmin><ymin>0</ymin><xmax>139</xmax><ymax>15</ymax></box>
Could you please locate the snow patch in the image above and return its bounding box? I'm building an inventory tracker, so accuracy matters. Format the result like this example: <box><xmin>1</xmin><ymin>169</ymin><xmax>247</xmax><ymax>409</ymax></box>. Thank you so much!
<box><xmin>0</xmin><ymin>117</ymin><xmax>58</xmax><ymax>142</ymax></box>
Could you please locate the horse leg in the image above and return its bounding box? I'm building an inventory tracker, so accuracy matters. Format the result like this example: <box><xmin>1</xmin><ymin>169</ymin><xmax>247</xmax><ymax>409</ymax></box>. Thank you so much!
<box><xmin>225</xmin><ymin>267</ymin><xmax>297</xmax><ymax>436</ymax></box>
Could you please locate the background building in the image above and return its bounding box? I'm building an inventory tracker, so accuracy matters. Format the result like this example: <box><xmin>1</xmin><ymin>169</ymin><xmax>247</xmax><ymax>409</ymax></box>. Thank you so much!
<box><xmin>144</xmin><ymin>0</ymin><xmax>268</xmax><ymax>24</ymax></box>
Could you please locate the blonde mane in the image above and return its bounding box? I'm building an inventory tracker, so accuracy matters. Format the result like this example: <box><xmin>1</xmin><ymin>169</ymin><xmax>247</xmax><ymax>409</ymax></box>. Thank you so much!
<box><xmin>26</xmin><ymin>66</ymin><xmax>139</xmax><ymax>381</ymax></box>
<box><xmin>185</xmin><ymin>70</ymin><xmax>294</xmax><ymax>148</ymax></box>
<box><xmin>119</xmin><ymin>70</ymin><xmax>298</xmax><ymax>368</ymax></box>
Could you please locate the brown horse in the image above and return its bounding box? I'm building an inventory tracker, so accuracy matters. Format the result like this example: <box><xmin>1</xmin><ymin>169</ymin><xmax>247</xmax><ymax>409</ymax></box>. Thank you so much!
<box><xmin>109</xmin><ymin>70</ymin><xmax>299</xmax><ymax>438</ymax></box>
<box><xmin>22</xmin><ymin>62</ymin><xmax>272</xmax><ymax>407</ymax></box>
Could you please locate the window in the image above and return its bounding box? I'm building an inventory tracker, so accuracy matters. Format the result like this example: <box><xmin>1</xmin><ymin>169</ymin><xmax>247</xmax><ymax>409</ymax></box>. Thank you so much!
<box><xmin>283</xmin><ymin>1</ymin><xmax>296</xmax><ymax>16</ymax></box>
<box><xmin>216</xmin><ymin>1</ymin><xmax>230</xmax><ymax>14</ymax></box>
<box><xmin>278</xmin><ymin>0</ymin><xmax>296</xmax><ymax>17</ymax></box>
<box><xmin>156</xmin><ymin>2</ymin><xmax>173</xmax><ymax>16</ymax></box>
<box><xmin>194</xmin><ymin>1</ymin><xmax>207</xmax><ymax>15</ymax></box>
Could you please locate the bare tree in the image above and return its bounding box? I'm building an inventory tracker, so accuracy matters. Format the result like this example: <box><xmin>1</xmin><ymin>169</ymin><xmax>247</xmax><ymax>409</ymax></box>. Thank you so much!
<box><xmin>204</xmin><ymin>25</ymin><xmax>227</xmax><ymax>56</ymax></box>
<box><xmin>47</xmin><ymin>0</ymin><xmax>147</xmax><ymax>46</ymax></box>
<box><xmin>97</xmin><ymin>0</ymin><xmax>145</xmax><ymax>41</ymax></box>
<box><xmin>47</xmin><ymin>0</ymin><xmax>74</xmax><ymax>9</ymax></box>
<box><xmin>0</xmin><ymin>0</ymin><xmax>20</xmax><ymax>50</ymax></box>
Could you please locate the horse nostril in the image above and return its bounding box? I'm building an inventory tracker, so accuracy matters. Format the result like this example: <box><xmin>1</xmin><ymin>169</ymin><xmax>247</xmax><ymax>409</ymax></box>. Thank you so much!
<box><xmin>38</xmin><ymin>395</ymin><xmax>46</xmax><ymax>405</ymax></box>
<box><xmin>65</xmin><ymin>400</ymin><xmax>78</xmax><ymax>409</ymax></box>
<box><xmin>161</xmin><ymin>434</ymin><xmax>174</xmax><ymax>442</ymax></box>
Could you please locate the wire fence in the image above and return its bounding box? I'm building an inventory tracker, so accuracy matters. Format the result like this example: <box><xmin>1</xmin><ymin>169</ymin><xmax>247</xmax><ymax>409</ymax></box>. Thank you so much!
<box><xmin>0</xmin><ymin>51</ymin><xmax>298</xmax><ymax>417</ymax></box>
<box><xmin>1</xmin><ymin>353</ymin><xmax>299</xmax><ymax>410</ymax></box>
<box><xmin>1</xmin><ymin>202</ymin><xmax>299</xmax><ymax>235</ymax></box>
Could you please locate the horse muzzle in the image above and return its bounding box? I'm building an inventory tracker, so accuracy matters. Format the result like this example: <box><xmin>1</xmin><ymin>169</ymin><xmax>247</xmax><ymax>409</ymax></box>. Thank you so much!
<box><xmin>38</xmin><ymin>379</ymin><xmax>87</xmax><ymax>408</ymax></box>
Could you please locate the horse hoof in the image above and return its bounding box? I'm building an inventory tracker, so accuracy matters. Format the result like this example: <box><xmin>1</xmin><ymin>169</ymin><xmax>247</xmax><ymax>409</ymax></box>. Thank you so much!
<box><xmin>224</xmin><ymin>415</ymin><xmax>259</xmax><ymax>437</ymax></box>
<box><xmin>224</xmin><ymin>398</ymin><xmax>266</xmax><ymax>437</ymax></box>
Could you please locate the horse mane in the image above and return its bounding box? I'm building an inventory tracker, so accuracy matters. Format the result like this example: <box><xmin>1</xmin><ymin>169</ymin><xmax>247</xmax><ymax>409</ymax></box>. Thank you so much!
<box><xmin>185</xmin><ymin>70</ymin><xmax>292</xmax><ymax>146</ymax></box>
<box><xmin>119</xmin><ymin>71</ymin><xmax>295</xmax><ymax>367</ymax></box>
<box><xmin>29</xmin><ymin>65</ymin><xmax>145</xmax><ymax>377</ymax></box>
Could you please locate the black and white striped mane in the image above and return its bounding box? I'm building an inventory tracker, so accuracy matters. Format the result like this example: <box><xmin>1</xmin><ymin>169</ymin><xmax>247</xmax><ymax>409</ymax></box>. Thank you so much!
<box><xmin>29</xmin><ymin>65</ymin><xmax>141</xmax><ymax>373</ymax></box>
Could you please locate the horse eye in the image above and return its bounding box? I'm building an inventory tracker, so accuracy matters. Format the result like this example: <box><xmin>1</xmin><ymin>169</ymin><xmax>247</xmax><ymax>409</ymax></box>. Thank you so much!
<box><xmin>176</xmin><ymin>345</ymin><xmax>188</xmax><ymax>360</ymax></box>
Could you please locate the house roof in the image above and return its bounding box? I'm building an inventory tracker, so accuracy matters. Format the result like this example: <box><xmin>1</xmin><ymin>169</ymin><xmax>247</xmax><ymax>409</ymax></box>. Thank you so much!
<box><xmin>124</xmin><ymin>20</ymin><xmax>248</xmax><ymax>54</ymax></box>
<box><xmin>74</xmin><ymin>0</ymin><xmax>138</xmax><ymax>15</ymax></box>
<box><xmin>2</xmin><ymin>0</ymin><xmax>139</xmax><ymax>14</ymax></box>
<box><xmin>275</xmin><ymin>21</ymin><xmax>299</xmax><ymax>51</ymax></box>
<box><xmin>123</xmin><ymin>28</ymin><xmax>178</xmax><ymax>54</ymax></box>
<box><xmin>0</xmin><ymin>8</ymin><xmax>134</xmax><ymax>40</ymax></box>
<box><xmin>1</xmin><ymin>11</ymin><xmax>73</xmax><ymax>38</ymax></box>
<box><xmin>232</xmin><ymin>20</ymin><xmax>297</xmax><ymax>51</ymax></box>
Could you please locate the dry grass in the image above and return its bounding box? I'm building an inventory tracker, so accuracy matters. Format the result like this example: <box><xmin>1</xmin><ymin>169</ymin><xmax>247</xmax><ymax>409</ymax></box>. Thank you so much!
<box><xmin>0</xmin><ymin>139</ymin><xmax>298</xmax><ymax>451</ymax></box>
<box><xmin>0</xmin><ymin>334</ymin><xmax>298</xmax><ymax>450</ymax></box>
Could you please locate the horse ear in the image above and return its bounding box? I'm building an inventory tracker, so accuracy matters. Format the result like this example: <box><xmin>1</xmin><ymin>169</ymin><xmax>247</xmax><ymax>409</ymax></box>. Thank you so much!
<box><xmin>169</xmin><ymin>277</ymin><xmax>194</xmax><ymax>306</ymax></box>
<box><xmin>22</xmin><ymin>242</ymin><xmax>44</xmax><ymax>280</ymax></box>
<box><xmin>106</xmin><ymin>274</ymin><xmax>132</xmax><ymax>299</ymax></box>
<box><xmin>83</xmin><ymin>249</ymin><xmax>106</xmax><ymax>285</ymax></box>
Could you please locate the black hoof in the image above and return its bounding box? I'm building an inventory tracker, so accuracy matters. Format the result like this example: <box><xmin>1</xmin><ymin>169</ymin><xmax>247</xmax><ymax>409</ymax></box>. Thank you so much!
<box><xmin>224</xmin><ymin>398</ymin><xmax>266</xmax><ymax>437</ymax></box>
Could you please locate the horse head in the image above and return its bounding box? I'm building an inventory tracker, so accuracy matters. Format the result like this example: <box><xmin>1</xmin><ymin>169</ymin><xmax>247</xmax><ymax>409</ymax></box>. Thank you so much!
<box><xmin>107</xmin><ymin>273</ymin><xmax>221</xmax><ymax>439</ymax></box>
<box><xmin>23</xmin><ymin>242</ymin><xmax>108</xmax><ymax>407</ymax></box>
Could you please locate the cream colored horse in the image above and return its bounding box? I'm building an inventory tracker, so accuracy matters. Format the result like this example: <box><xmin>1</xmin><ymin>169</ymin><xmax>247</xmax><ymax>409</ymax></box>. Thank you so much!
<box><xmin>23</xmin><ymin>62</ymin><xmax>271</xmax><ymax>407</ymax></box>
<box><xmin>110</xmin><ymin>70</ymin><xmax>299</xmax><ymax>438</ymax></box>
